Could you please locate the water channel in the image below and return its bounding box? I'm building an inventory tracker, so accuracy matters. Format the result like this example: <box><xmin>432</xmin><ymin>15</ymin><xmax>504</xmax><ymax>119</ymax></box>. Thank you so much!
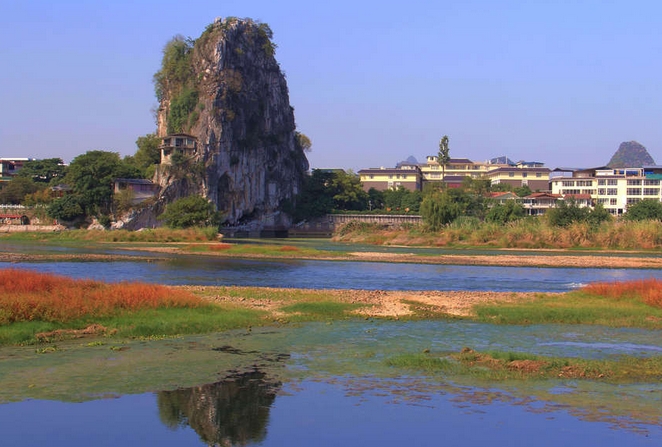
<box><xmin>1</xmin><ymin>241</ymin><xmax>661</xmax><ymax>445</ymax></box>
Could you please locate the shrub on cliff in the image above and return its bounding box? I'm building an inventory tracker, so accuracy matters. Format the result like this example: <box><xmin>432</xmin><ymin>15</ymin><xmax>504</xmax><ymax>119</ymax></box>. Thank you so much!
<box><xmin>159</xmin><ymin>195</ymin><xmax>216</xmax><ymax>228</ymax></box>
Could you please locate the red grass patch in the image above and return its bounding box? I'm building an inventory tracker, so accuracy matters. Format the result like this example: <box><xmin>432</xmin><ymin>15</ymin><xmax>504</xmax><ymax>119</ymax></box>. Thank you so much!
<box><xmin>279</xmin><ymin>245</ymin><xmax>300</xmax><ymax>252</ymax></box>
<box><xmin>209</xmin><ymin>243</ymin><xmax>233</xmax><ymax>251</ymax></box>
<box><xmin>581</xmin><ymin>278</ymin><xmax>662</xmax><ymax>308</ymax></box>
<box><xmin>0</xmin><ymin>268</ymin><xmax>204</xmax><ymax>324</ymax></box>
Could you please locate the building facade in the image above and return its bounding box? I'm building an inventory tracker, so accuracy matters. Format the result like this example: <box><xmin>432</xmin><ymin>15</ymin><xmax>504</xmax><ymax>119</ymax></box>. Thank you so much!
<box><xmin>550</xmin><ymin>166</ymin><xmax>662</xmax><ymax>215</ymax></box>
<box><xmin>358</xmin><ymin>165</ymin><xmax>422</xmax><ymax>191</ymax></box>
<box><xmin>159</xmin><ymin>134</ymin><xmax>198</xmax><ymax>165</ymax></box>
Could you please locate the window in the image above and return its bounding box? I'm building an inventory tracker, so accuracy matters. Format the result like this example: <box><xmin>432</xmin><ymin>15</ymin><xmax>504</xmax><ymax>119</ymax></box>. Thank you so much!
<box><xmin>522</xmin><ymin>172</ymin><xmax>528</xmax><ymax>178</ymax></box>
<box><xmin>598</xmin><ymin>179</ymin><xmax>606</xmax><ymax>186</ymax></box>
<box><xmin>645</xmin><ymin>179</ymin><xmax>660</xmax><ymax>186</ymax></box>
<box><xmin>369</xmin><ymin>175</ymin><xmax>374</xmax><ymax>179</ymax></box>
<box><xmin>598</xmin><ymin>188</ymin><xmax>606</xmax><ymax>195</ymax></box>
<box><xmin>562</xmin><ymin>181</ymin><xmax>575</xmax><ymax>187</ymax></box>
<box><xmin>388</xmin><ymin>175</ymin><xmax>393</xmax><ymax>179</ymax></box>
<box><xmin>610</xmin><ymin>198</ymin><xmax>617</xmax><ymax>206</ymax></box>
<box><xmin>509</xmin><ymin>172</ymin><xmax>515</xmax><ymax>177</ymax></box>
<box><xmin>402</xmin><ymin>174</ymin><xmax>407</xmax><ymax>179</ymax></box>
<box><xmin>607</xmin><ymin>188</ymin><xmax>618</xmax><ymax>195</ymax></box>
<box><xmin>644</xmin><ymin>188</ymin><xmax>659</xmax><ymax>196</ymax></box>
<box><xmin>607</xmin><ymin>179</ymin><xmax>618</xmax><ymax>186</ymax></box>
<box><xmin>627</xmin><ymin>197</ymin><xmax>641</xmax><ymax>204</ymax></box>
<box><xmin>563</xmin><ymin>189</ymin><xmax>580</xmax><ymax>195</ymax></box>
<box><xmin>626</xmin><ymin>188</ymin><xmax>642</xmax><ymax>196</ymax></box>
<box><xmin>536</xmin><ymin>172</ymin><xmax>542</xmax><ymax>178</ymax></box>
<box><xmin>627</xmin><ymin>179</ymin><xmax>642</xmax><ymax>186</ymax></box>
<box><xmin>577</xmin><ymin>180</ymin><xmax>593</xmax><ymax>187</ymax></box>
<box><xmin>597</xmin><ymin>198</ymin><xmax>608</xmax><ymax>204</ymax></box>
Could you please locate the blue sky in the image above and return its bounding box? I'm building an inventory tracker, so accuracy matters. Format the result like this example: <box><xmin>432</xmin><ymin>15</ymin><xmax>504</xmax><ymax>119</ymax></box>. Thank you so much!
<box><xmin>2</xmin><ymin>0</ymin><xmax>661</xmax><ymax>171</ymax></box>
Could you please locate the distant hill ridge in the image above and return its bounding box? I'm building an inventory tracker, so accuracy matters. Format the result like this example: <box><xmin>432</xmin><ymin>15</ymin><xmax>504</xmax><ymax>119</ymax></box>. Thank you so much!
<box><xmin>607</xmin><ymin>141</ymin><xmax>655</xmax><ymax>168</ymax></box>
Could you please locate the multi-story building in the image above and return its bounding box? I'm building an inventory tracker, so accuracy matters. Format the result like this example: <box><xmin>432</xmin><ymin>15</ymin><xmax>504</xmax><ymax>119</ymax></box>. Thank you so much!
<box><xmin>482</xmin><ymin>161</ymin><xmax>551</xmax><ymax>192</ymax></box>
<box><xmin>420</xmin><ymin>156</ymin><xmax>494</xmax><ymax>183</ymax></box>
<box><xmin>359</xmin><ymin>156</ymin><xmax>551</xmax><ymax>192</ymax></box>
<box><xmin>0</xmin><ymin>158</ymin><xmax>34</xmax><ymax>184</ymax></box>
<box><xmin>358</xmin><ymin>164</ymin><xmax>422</xmax><ymax>192</ymax></box>
<box><xmin>159</xmin><ymin>134</ymin><xmax>198</xmax><ymax>165</ymax></box>
<box><xmin>550</xmin><ymin>166</ymin><xmax>662</xmax><ymax>215</ymax></box>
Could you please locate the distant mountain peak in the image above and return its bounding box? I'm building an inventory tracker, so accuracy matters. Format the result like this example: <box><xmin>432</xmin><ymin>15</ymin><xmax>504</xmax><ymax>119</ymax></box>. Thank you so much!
<box><xmin>607</xmin><ymin>141</ymin><xmax>655</xmax><ymax>168</ymax></box>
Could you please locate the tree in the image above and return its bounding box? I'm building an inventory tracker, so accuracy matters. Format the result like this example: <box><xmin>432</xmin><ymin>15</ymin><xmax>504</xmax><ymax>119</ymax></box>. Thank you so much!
<box><xmin>546</xmin><ymin>199</ymin><xmax>589</xmax><ymax>227</ymax></box>
<box><xmin>65</xmin><ymin>150</ymin><xmax>142</xmax><ymax>216</ymax></box>
<box><xmin>587</xmin><ymin>202</ymin><xmax>612</xmax><ymax>226</ymax></box>
<box><xmin>486</xmin><ymin>200</ymin><xmax>525</xmax><ymax>224</ymax></box>
<box><xmin>624</xmin><ymin>199</ymin><xmax>662</xmax><ymax>221</ymax></box>
<box><xmin>0</xmin><ymin>177</ymin><xmax>40</xmax><ymax>204</ymax></box>
<box><xmin>331</xmin><ymin>170</ymin><xmax>368</xmax><ymax>211</ymax></box>
<box><xmin>437</xmin><ymin>135</ymin><xmax>450</xmax><ymax>183</ymax></box>
<box><xmin>134</xmin><ymin>134</ymin><xmax>162</xmax><ymax>170</ymax></box>
<box><xmin>513</xmin><ymin>185</ymin><xmax>532</xmax><ymax>197</ymax></box>
<box><xmin>15</xmin><ymin>158</ymin><xmax>66</xmax><ymax>184</ymax></box>
<box><xmin>159</xmin><ymin>195</ymin><xmax>215</xmax><ymax>228</ymax></box>
<box><xmin>295</xmin><ymin>132</ymin><xmax>312</xmax><ymax>152</ymax></box>
<box><xmin>420</xmin><ymin>191</ymin><xmax>462</xmax><ymax>230</ymax></box>
<box><xmin>47</xmin><ymin>195</ymin><xmax>86</xmax><ymax>222</ymax></box>
<box><xmin>293</xmin><ymin>169</ymin><xmax>336</xmax><ymax>220</ymax></box>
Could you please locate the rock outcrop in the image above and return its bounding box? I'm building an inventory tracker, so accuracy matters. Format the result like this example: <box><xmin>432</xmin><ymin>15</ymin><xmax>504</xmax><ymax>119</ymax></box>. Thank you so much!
<box><xmin>607</xmin><ymin>141</ymin><xmax>655</xmax><ymax>168</ymax></box>
<box><xmin>128</xmin><ymin>18</ymin><xmax>308</xmax><ymax>231</ymax></box>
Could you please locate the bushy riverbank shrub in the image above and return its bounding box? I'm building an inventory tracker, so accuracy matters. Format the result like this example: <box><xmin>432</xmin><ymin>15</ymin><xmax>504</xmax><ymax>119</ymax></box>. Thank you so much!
<box><xmin>333</xmin><ymin>219</ymin><xmax>662</xmax><ymax>250</ymax></box>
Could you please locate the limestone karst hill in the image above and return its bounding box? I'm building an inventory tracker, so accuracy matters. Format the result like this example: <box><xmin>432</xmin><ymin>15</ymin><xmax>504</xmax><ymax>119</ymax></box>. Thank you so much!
<box><xmin>128</xmin><ymin>17</ymin><xmax>309</xmax><ymax>231</ymax></box>
<box><xmin>607</xmin><ymin>141</ymin><xmax>655</xmax><ymax>168</ymax></box>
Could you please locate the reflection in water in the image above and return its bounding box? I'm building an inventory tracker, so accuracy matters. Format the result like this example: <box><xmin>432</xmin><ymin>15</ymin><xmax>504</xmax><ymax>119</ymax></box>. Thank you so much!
<box><xmin>157</xmin><ymin>369</ymin><xmax>282</xmax><ymax>446</ymax></box>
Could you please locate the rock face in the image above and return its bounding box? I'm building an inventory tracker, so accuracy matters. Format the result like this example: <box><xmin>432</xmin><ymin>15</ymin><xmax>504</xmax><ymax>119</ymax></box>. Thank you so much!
<box><xmin>607</xmin><ymin>141</ymin><xmax>655</xmax><ymax>168</ymax></box>
<box><xmin>130</xmin><ymin>18</ymin><xmax>308</xmax><ymax>231</ymax></box>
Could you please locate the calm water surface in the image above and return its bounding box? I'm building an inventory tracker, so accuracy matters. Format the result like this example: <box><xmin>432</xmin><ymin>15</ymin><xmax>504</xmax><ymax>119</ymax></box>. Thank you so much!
<box><xmin>4</xmin><ymin>257</ymin><xmax>662</xmax><ymax>292</ymax></box>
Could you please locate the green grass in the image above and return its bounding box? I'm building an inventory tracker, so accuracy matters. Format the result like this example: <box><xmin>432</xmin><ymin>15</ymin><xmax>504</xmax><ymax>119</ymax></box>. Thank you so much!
<box><xmin>474</xmin><ymin>292</ymin><xmax>662</xmax><ymax>329</ymax></box>
<box><xmin>0</xmin><ymin>305</ymin><xmax>264</xmax><ymax>346</ymax></box>
<box><xmin>184</xmin><ymin>242</ymin><xmax>345</xmax><ymax>259</ymax></box>
<box><xmin>0</xmin><ymin>227</ymin><xmax>219</xmax><ymax>243</ymax></box>
<box><xmin>385</xmin><ymin>349</ymin><xmax>662</xmax><ymax>383</ymax></box>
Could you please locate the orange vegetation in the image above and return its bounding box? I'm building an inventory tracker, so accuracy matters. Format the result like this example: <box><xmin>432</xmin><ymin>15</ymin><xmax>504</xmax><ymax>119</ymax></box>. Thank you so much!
<box><xmin>279</xmin><ymin>245</ymin><xmax>300</xmax><ymax>252</ymax></box>
<box><xmin>581</xmin><ymin>278</ymin><xmax>662</xmax><ymax>308</ymax></box>
<box><xmin>0</xmin><ymin>268</ymin><xmax>203</xmax><ymax>324</ymax></box>
<box><xmin>208</xmin><ymin>243</ymin><xmax>233</xmax><ymax>251</ymax></box>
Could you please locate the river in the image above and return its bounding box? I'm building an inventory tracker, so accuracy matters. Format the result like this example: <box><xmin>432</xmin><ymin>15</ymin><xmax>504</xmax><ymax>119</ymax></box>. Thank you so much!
<box><xmin>1</xmin><ymin>241</ymin><xmax>661</xmax><ymax>445</ymax></box>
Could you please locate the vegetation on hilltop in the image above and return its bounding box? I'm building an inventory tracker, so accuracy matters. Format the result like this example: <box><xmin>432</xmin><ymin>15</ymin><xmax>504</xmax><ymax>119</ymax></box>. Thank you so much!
<box><xmin>607</xmin><ymin>141</ymin><xmax>655</xmax><ymax>168</ymax></box>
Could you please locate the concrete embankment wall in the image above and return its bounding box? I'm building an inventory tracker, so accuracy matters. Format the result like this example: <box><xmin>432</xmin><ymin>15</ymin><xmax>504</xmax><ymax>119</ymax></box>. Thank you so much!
<box><xmin>0</xmin><ymin>225</ymin><xmax>65</xmax><ymax>233</ymax></box>
<box><xmin>288</xmin><ymin>214</ymin><xmax>421</xmax><ymax>237</ymax></box>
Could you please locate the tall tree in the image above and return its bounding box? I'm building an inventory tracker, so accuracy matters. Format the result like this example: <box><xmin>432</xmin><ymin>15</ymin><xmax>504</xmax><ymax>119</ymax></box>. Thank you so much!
<box><xmin>64</xmin><ymin>150</ymin><xmax>142</xmax><ymax>215</ymax></box>
<box><xmin>437</xmin><ymin>135</ymin><xmax>450</xmax><ymax>185</ymax></box>
<box><xmin>134</xmin><ymin>133</ymin><xmax>162</xmax><ymax>169</ymax></box>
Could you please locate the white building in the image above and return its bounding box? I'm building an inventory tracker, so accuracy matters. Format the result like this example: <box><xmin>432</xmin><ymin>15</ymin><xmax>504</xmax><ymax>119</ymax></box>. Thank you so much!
<box><xmin>550</xmin><ymin>166</ymin><xmax>662</xmax><ymax>215</ymax></box>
